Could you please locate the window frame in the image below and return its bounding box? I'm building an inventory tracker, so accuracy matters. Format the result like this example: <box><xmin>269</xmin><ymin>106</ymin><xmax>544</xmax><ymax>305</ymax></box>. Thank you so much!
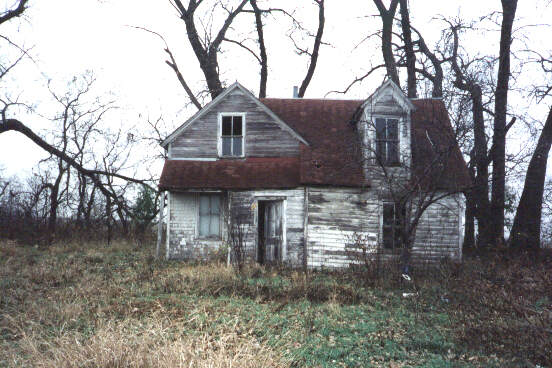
<box><xmin>373</xmin><ymin>116</ymin><xmax>400</xmax><ymax>166</ymax></box>
<box><xmin>381</xmin><ymin>201</ymin><xmax>405</xmax><ymax>251</ymax></box>
<box><xmin>218</xmin><ymin>112</ymin><xmax>246</xmax><ymax>158</ymax></box>
<box><xmin>197</xmin><ymin>193</ymin><xmax>222</xmax><ymax>239</ymax></box>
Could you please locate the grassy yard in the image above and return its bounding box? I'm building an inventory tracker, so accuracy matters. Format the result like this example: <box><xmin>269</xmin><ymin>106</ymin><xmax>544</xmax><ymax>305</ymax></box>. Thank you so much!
<box><xmin>0</xmin><ymin>240</ymin><xmax>550</xmax><ymax>367</ymax></box>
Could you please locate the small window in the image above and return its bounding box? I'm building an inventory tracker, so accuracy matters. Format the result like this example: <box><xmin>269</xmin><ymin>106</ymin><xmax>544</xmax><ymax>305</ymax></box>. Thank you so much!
<box><xmin>220</xmin><ymin>114</ymin><xmax>244</xmax><ymax>157</ymax></box>
<box><xmin>375</xmin><ymin>118</ymin><xmax>399</xmax><ymax>165</ymax></box>
<box><xmin>199</xmin><ymin>194</ymin><xmax>221</xmax><ymax>237</ymax></box>
<box><xmin>382</xmin><ymin>202</ymin><xmax>405</xmax><ymax>249</ymax></box>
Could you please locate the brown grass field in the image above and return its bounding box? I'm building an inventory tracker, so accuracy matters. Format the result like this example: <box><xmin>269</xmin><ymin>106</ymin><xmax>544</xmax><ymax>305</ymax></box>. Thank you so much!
<box><xmin>0</xmin><ymin>240</ymin><xmax>550</xmax><ymax>367</ymax></box>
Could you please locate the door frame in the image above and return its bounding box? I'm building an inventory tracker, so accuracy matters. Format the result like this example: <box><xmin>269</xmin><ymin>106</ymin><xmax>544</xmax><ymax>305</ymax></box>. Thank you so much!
<box><xmin>255</xmin><ymin>196</ymin><xmax>287</xmax><ymax>263</ymax></box>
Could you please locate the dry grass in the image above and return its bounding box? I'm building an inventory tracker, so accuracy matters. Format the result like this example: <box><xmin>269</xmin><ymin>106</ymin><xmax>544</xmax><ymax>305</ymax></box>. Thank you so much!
<box><xmin>12</xmin><ymin>318</ymin><xmax>285</xmax><ymax>368</ymax></box>
<box><xmin>1</xmin><ymin>239</ymin><xmax>551</xmax><ymax>367</ymax></box>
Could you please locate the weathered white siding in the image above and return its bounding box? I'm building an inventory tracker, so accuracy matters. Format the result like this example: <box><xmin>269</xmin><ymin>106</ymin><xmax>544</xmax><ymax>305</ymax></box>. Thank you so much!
<box><xmin>228</xmin><ymin>189</ymin><xmax>305</xmax><ymax>267</ymax></box>
<box><xmin>412</xmin><ymin>193</ymin><xmax>464</xmax><ymax>262</ymax></box>
<box><xmin>167</xmin><ymin>189</ymin><xmax>305</xmax><ymax>266</ymax></box>
<box><xmin>170</xmin><ymin>89</ymin><xmax>300</xmax><ymax>159</ymax></box>
<box><xmin>168</xmin><ymin>192</ymin><xmax>226</xmax><ymax>260</ymax></box>
<box><xmin>306</xmin><ymin>187</ymin><xmax>379</xmax><ymax>268</ymax></box>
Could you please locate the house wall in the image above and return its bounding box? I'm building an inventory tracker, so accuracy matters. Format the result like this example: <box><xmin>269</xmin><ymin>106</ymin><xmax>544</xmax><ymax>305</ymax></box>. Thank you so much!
<box><xmin>306</xmin><ymin>187</ymin><xmax>379</xmax><ymax>268</ymax></box>
<box><xmin>167</xmin><ymin>189</ymin><xmax>305</xmax><ymax>266</ymax></box>
<box><xmin>411</xmin><ymin>193</ymin><xmax>464</xmax><ymax>262</ymax></box>
<box><xmin>167</xmin><ymin>192</ymin><xmax>227</xmax><ymax>260</ymax></box>
<box><xmin>228</xmin><ymin>189</ymin><xmax>305</xmax><ymax>267</ymax></box>
<box><xmin>170</xmin><ymin>89</ymin><xmax>300</xmax><ymax>159</ymax></box>
<box><xmin>305</xmin><ymin>187</ymin><xmax>464</xmax><ymax>268</ymax></box>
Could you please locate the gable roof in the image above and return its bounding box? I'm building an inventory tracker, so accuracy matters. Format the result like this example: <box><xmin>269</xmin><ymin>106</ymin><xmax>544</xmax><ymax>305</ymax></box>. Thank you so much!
<box><xmin>362</xmin><ymin>79</ymin><xmax>415</xmax><ymax>112</ymax></box>
<box><xmin>159</xmin><ymin>86</ymin><xmax>471</xmax><ymax>192</ymax></box>
<box><xmin>161</xmin><ymin>82</ymin><xmax>309</xmax><ymax>147</ymax></box>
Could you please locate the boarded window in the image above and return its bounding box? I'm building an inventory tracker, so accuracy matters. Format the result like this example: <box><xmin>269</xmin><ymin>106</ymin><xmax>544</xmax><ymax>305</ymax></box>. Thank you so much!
<box><xmin>199</xmin><ymin>194</ymin><xmax>221</xmax><ymax>237</ymax></box>
<box><xmin>375</xmin><ymin>118</ymin><xmax>399</xmax><ymax>165</ymax></box>
<box><xmin>382</xmin><ymin>202</ymin><xmax>404</xmax><ymax>249</ymax></box>
<box><xmin>221</xmin><ymin>115</ymin><xmax>244</xmax><ymax>157</ymax></box>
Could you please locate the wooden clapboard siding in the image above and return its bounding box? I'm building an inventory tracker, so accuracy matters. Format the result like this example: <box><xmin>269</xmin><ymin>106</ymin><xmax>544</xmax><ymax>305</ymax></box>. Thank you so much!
<box><xmin>168</xmin><ymin>192</ymin><xmax>226</xmax><ymax>260</ymax></box>
<box><xmin>411</xmin><ymin>193</ymin><xmax>463</xmax><ymax>261</ymax></box>
<box><xmin>228</xmin><ymin>189</ymin><xmax>305</xmax><ymax>267</ymax></box>
<box><xmin>167</xmin><ymin>188</ymin><xmax>305</xmax><ymax>266</ymax></box>
<box><xmin>171</xmin><ymin>90</ymin><xmax>300</xmax><ymax>159</ymax></box>
<box><xmin>306</xmin><ymin>187</ymin><xmax>379</xmax><ymax>268</ymax></box>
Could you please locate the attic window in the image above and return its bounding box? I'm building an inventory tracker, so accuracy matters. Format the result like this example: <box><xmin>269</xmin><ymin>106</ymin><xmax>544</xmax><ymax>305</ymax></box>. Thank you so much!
<box><xmin>375</xmin><ymin>118</ymin><xmax>399</xmax><ymax>165</ymax></box>
<box><xmin>220</xmin><ymin>114</ymin><xmax>245</xmax><ymax>157</ymax></box>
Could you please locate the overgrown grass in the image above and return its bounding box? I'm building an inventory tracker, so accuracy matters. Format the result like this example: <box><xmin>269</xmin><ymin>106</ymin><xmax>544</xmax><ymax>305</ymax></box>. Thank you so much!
<box><xmin>0</xmin><ymin>240</ymin><xmax>550</xmax><ymax>367</ymax></box>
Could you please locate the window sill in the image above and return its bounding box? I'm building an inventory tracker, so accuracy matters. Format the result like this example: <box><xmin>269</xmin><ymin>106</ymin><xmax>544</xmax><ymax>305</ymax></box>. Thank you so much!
<box><xmin>196</xmin><ymin>236</ymin><xmax>222</xmax><ymax>241</ymax></box>
<box><xmin>218</xmin><ymin>155</ymin><xmax>246</xmax><ymax>160</ymax></box>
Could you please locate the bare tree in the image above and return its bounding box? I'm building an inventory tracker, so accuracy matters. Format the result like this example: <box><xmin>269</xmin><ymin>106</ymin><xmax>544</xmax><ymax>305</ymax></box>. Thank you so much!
<box><xmin>170</xmin><ymin>0</ymin><xmax>248</xmax><ymax>99</ymax></box>
<box><xmin>372</xmin><ymin>0</ymin><xmax>400</xmax><ymax>86</ymax></box>
<box><xmin>490</xmin><ymin>0</ymin><xmax>518</xmax><ymax>243</ymax></box>
<box><xmin>398</xmin><ymin>0</ymin><xmax>416</xmax><ymax>98</ymax></box>
<box><xmin>295</xmin><ymin>0</ymin><xmax>325</xmax><ymax>98</ymax></box>
<box><xmin>510</xmin><ymin>51</ymin><xmax>552</xmax><ymax>249</ymax></box>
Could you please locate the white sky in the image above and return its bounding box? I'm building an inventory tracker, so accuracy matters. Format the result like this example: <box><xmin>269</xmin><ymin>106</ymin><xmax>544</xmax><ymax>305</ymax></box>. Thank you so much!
<box><xmin>1</xmin><ymin>0</ymin><xmax>551</xmax><ymax>181</ymax></box>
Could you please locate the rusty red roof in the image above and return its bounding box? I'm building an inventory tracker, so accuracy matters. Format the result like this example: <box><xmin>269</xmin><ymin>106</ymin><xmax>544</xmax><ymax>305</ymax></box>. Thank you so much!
<box><xmin>159</xmin><ymin>157</ymin><xmax>301</xmax><ymax>190</ymax></box>
<box><xmin>159</xmin><ymin>97</ymin><xmax>471</xmax><ymax>191</ymax></box>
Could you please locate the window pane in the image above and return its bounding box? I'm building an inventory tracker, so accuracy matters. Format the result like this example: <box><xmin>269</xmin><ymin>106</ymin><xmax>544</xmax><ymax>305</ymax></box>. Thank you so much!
<box><xmin>387</xmin><ymin>119</ymin><xmax>398</xmax><ymax>140</ymax></box>
<box><xmin>199</xmin><ymin>195</ymin><xmax>210</xmax><ymax>216</ymax></box>
<box><xmin>267</xmin><ymin>205</ymin><xmax>275</xmax><ymax>236</ymax></box>
<box><xmin>232</xmin><ymin>137</ymin><xmax>243</xmax><ymax>156</ymax></box>
<box><xmin>210</xmin><ymin>196</ymin><xmax>220</xmax><ymax>215</ymax></box>
<box><xmin>376</xmin><ymin>118</ymin><xmax>386</xmax><ymax>140</ymax></box>
<box><xmin>387</xmin><ymin>141</ymin><xmax>399</xmax><ymax>164</ymax></box>
<box><xmin>222</xmin><ymin>137</ymin><xmax>232</xmax><ymax>155</ymax></box>
<box><xmin>232</xmin><ymin>116</ymin><xmax>242</xmax><ymax>135</ymax></box>
<box><xmin>274</xmin><ymin>204</ymin><xmax>281</xmax><ymax>235</ymax></box>
<box><xmin>222</xmin><ymin>116</ymin><xmax>232</xmax><ymax>136</ymax></box>
<box><xmin>376</xmin><ymin>141</ymin><xmax>386</xmax><ymax>163</ymax></box>
<box><xmin>199</xmin><ymin>215</ymin><xmax>210</xmax><ymax>237</ymax></box>
<box><xmin>210</xmin><ymin>214</ymin><xmax>219</xmax><ymax>235</ymax></box>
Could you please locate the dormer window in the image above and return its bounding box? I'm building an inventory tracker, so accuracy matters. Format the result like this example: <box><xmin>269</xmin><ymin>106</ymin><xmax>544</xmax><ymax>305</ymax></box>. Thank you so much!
<box><xmin>375</xmin><ymin>117</ymin><xmax>399</xmax><ymax>165</ymax></box>
<box><xmin>220</xmin><ymin>113</ymin><xmax>245</xmax><ymax>157</ymax></box>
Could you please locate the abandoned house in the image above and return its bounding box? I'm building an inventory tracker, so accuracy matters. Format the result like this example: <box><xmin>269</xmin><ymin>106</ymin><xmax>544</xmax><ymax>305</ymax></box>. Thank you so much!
<box><xmin>158</xmin><ymin>80</ymin><xmax>471</xmax><ymax>267</ymax></box>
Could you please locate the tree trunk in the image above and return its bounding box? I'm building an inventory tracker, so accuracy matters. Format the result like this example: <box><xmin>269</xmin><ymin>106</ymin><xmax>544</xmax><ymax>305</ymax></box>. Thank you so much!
<box><xmin>297</xmin><ymin>0</ymin><xmax>325</xmax><ymax>98</ymax></box>
<box><xmin>463</xmin><ymin>190</ymin><xmax>476</xmax><ymax>250</ymax></box>
<box><xmin>490</xmin><ymin>0</ymin><xmax>518</xmax><ymax>243</ymax></box>
<box><xmin>48</xmin><ymin>184</ymin><xmax>59</xmax><ymax>244</ymax></box>
<box><xmin>250</xmin><ymin>0</ymin><xmax>267</xmax><ymax>98</ymax></box>
<box><xmin>509</xmin><ymin>106</ymin><xmax>552</xmax><ymax>249</ymax></box>
<box><xmin>472</xmin><ymin>86</ymin><xmax>493</xmax><ymax>247</ymax></box>
<box><xmin>373</xmin><ymin>0</ymin><xmax>400</xmax><ymax>87</ymax></box>
<box><xmin>463</xmin><ymin>154</ymin><xmax>476</xmax><ymax>250</ymax></box>
<box><xmin>399</xmin><ymin>0</ymin><xmax>416</xmax><ymax>98</ymax></box>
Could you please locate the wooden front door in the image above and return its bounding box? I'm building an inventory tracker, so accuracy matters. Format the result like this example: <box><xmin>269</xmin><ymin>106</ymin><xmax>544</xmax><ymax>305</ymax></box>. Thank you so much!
<box><xmin>257</xmin><ymin>201</ymin><xmax>283</xmax><ymax>265</ymax></box>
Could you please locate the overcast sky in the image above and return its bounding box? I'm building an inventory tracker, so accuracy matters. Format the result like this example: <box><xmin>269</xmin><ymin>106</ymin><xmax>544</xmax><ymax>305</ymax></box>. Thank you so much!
<box><xmin>1</xmin><ymin>0</ymin><xmax>551</xmax><ymax>180</ymax></box>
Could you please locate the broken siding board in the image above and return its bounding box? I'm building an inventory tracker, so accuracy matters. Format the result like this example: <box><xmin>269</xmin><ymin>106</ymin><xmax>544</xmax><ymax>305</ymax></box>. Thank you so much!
<box><xmin>171</xmin><ymin>91</ymin><xmax>300</xmax><ymax>159</ymax></box>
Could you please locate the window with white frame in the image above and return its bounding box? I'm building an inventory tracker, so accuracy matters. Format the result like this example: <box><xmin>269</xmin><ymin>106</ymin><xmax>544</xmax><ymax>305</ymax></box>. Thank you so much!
<box><xmin>382</xmin><ymin>201</ymin><xmax>405</xmax><ymax>249</ymax></box>
<box><xmin>199</xmin><ymin>194</ymin><xmax>221</xmax><ymax>237</ymax></box>
<box><xmin>375</xmin><ymin>117</ymin><xmax>399</xmax><ymax>165</ymax></box>
<box><xmin>220</xmin><ymin>114</ymin><xmax>244</xmax><ymax>157</ymax></box>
